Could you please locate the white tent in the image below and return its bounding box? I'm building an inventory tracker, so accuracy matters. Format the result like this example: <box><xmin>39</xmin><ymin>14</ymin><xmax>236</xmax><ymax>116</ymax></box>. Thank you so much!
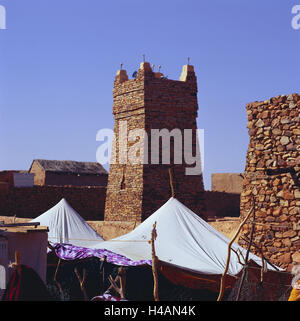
<box><xmin>31</xmin><ymin>198</ymin><xmax>104</xmax><ymax>248</ymax></box>
<box><xmin>90</xmin><ymin>197</ymin><xmax>280</xmax><ymax>276</ymax></box>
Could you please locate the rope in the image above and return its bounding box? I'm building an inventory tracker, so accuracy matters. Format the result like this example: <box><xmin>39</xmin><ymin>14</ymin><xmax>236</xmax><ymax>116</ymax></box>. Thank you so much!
<box><xmin>48</xmin><ymin>236</ymin><xmax>150</xmax><ymax>243</ymax></box>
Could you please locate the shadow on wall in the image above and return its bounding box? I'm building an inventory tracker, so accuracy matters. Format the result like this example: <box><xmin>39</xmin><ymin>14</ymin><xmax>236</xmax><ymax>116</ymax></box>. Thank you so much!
<box><xmin>204</xmin><ymin>191</ymin><xmax>241</xmax><ymax>218</ymax></box>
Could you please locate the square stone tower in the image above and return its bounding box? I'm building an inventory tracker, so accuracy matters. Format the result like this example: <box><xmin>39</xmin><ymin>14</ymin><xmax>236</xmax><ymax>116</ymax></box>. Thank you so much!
<box><xmin>104</xmin><ymin>61</ymin><xmax>205</xmax><ymax>222</ymax></box>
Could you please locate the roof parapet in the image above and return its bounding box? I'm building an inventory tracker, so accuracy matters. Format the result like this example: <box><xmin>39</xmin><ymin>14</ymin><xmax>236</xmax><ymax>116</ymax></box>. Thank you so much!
<box><xmin>115</xmin><ymin>69</ymin><xmax>128</xmax><ymax>83</ymax></box>
<box><xmin>179</xmin><ymin>64</ymin><xmax>195</xmax><ymax>82</ymax></box>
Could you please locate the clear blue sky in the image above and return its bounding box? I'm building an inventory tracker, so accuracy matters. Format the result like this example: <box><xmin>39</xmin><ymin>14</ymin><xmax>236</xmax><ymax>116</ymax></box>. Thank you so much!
<box><xmin>0</xmin><ymin>0</ymin><xmax>299</xmax><ymax>190</ymax></box>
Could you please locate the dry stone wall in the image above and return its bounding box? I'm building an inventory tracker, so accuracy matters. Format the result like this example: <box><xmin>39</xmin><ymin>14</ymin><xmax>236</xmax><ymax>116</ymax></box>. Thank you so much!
<box><xmin>240</xmin><ymin>93</ymin><xmax>300</xmax><ymax>270</ymax></box>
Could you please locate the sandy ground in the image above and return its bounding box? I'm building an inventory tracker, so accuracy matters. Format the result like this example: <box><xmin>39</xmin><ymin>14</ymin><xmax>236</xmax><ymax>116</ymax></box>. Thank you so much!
<box><xmin>208</xmin><ymin>217</ymin><xmax>241</xmax><ymax>239</ymax></box>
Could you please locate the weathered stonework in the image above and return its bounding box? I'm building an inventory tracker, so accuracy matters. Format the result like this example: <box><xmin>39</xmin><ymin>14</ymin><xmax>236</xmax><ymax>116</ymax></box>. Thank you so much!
<box><xmin>239</xmin><ymin>93</ymin><xmax>300</xmax><ymax>270</ymax></box>
<box><xmin>104</xmin><ymin>62</ymin><xmax>205</xmax><ymax>222</ymax></box>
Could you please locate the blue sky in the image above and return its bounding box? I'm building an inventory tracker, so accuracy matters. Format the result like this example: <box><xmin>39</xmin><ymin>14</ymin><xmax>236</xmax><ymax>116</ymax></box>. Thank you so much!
<box><xmin>0</xmin><ymin>0</ymin><xmax>299</xmax><ymax>189</ymax></box>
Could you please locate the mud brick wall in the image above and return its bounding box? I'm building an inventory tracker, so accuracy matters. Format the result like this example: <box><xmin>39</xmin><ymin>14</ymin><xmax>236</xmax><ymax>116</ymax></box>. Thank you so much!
<box><xmin>0</xmin><ymin>185</ymin><xmax>106</xmax><ymax>221</ymax></box>
<box><xmin>0</xmin><ymin>171</ymin><xmax>16</xmax><ymax>185</ymax></box>
<box><xmin>104</xmin><ymin>62</ymin><xmax>205</xmax><ymax>222</ymax></box>
<box><xmin>239</xmin><ymin>93</ymin><xmax>300</xmax><ymax>270</ymax></box>
<box><xmin>43</xmin><ymin>172</ymin><xmax>108</xmax><ymax>187</ymax></box>
<box><xmin>29</xmin><ymin>160</ymin><xmax>108</xmax><ymax>187</ymax></box>
<box><xmin>30</xmin><ymin>161</ymin><xmax>45</xmax><ymax>185</ymax></box>
<box><xmin>211</xmin><ymin>173</ymin><xmax>243</xmax><ymax>194</ymax></box>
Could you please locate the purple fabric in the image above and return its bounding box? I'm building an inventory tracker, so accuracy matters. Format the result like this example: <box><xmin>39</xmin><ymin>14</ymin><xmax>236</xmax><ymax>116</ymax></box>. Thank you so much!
<box><xmin>53</xmin><ymin>243</ymin><xmax>152</xmax><ymax>267</ymax></box>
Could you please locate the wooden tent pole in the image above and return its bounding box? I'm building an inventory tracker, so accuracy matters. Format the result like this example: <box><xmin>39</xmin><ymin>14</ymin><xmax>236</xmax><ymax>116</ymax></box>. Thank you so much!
<box><xmin>240</xmin><ymin>235</ymin><xmax>280</xmax><ymax>271</ymax></box>
<box><xmin>260</xmin><ymin>248</ymin><xmax>265</xmax><ymax>283</ymax></box>
<box><xmin>15</xmin><ymin>251</ymin><xmax>21</xmax><ymax>274</ymax></box>
<box><xmin>53</xmin><ymin>258</ymin><xmax>64</xmax><ymax>300</ymax></box>
<box><xmin>235</xmin><ymin>199</ymin><xmax>256</xmax><ymax>301</ymax></box>
<box><xmin>106</xmin><ymin>267</ymin><xmax>126</xmax><ymax>299</ymax></box>
<box><xmin>9</xmin><ymin>250</ymin><xmax>21</xmax><ymax>275</ymax></box>
<box><xmin>74</xmin><ymin>267</ymin><xmax>88</xmax><ymax>301</ymax></box>
<box><xmin>217</xmin><ymin>204</ymin><xmax>254</xmax><ymax>301</ymax></box>
<box><xmin>100</xmin><ymin>255</ymin><xmax>107</xmax><ymax>291</ymax></box>
<box><xmin>54</xmin><ymin>258</ymin><xmax>61</xmax><ymax>282</ymax></box>
<box><xmin>150</xmin><ymin>222</ymin><xmax>159</xmax><ymax>301</ymax></box>
<box><xmin>168</xmin><ymin>168</ymin><xmax>175</xmax><ymax>198</ymax></box>
<box><xmin>118</xmin><ymin>267</ymin><xmax>126</xmax><ymax>299</ymax></box>
<box><xmin>9</xmin><ymin>251</ymin><xmax>21</xmax><ymax>276</ymax></box>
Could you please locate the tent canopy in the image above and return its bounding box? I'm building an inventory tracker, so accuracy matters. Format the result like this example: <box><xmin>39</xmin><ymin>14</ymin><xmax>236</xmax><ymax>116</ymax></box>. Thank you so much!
<box><xmin>89</xmin><ymin>197</ymin><xmax>280</xmax><ymax>276</ymax></box>
<box><xmin>31</xmin><ymin>198</ymin><xmax>104</xmax><ymax>248</ymax></box>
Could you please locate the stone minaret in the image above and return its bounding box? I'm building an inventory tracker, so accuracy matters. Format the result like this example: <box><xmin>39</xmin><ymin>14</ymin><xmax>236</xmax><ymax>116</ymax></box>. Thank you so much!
<box><xmin>104</xmin><ymin>61</ymin><xmax>205</xmax><ymax>222</ymax></box>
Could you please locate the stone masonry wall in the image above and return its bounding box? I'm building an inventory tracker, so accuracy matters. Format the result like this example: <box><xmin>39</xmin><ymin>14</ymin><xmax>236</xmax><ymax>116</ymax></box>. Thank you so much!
<box><xmin>104</xmin><ymin>67</ymin><xmax>145</xmax><ymax>222</ymax></box>
<box><xmin>142</xmin><ymin>67</ymin><xmax>205</xmax><ymax>220</ymax></box>
<box><xmin>104</xmin><ymin>62</ymin><xmax>205</xmax><ymax>222</ymax></box>
<box><xmin>240</xmin><ymin>93</ymin><xmax>300</xmax><ymax>270</ymax></box>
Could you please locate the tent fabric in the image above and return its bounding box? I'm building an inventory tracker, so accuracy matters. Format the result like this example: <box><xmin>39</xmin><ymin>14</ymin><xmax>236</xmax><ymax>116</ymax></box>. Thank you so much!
<box><xmin>53</xmin><ymin>243</ymin><xmax>151</xmax><ymax>266</ymax></box>
<box><xmin>31</xmin><ymin>199</ymin><xmax>104</xmax><ymax>248</ymax></box>
<box><xmin>87</xmin><ymin>197</ymin><xmax>281</xmax><ymax>276</ymax></box>
<box><xmin>158</xmin><ymin>262</ymin><xmax>231</xmax><ymax>292</ymax></box>
<box><xmin>91</xmin><ymin>293</ymin><xmax>128</xmax><ymax>301</ymax></box>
